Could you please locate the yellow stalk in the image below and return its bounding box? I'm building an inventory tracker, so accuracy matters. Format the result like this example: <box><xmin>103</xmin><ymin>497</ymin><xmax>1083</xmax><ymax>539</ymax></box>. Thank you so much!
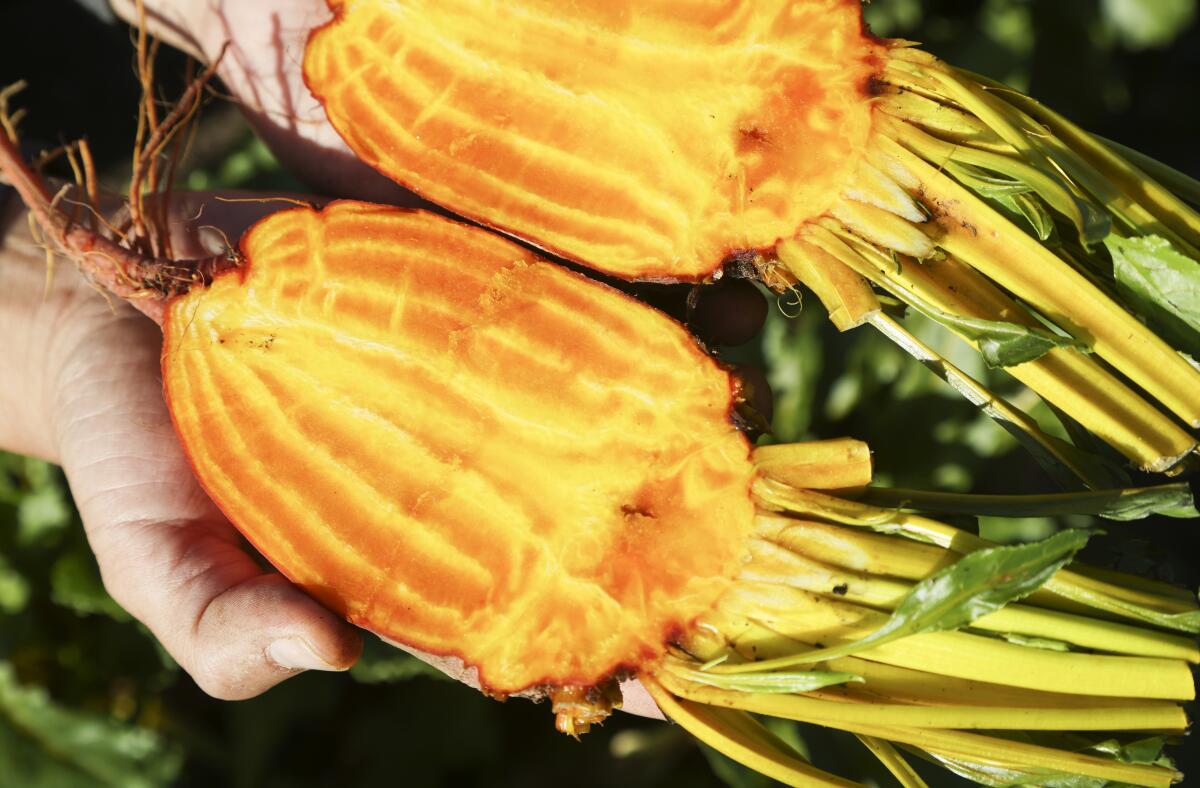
<box><xmin>855</xmin><ymin>735</ymin><xmax>929</xmax><ymax>788</ymax></box>
<box><xmin>759</xmin><ymin>510</ymin><xmax>1199</xmax><ymax>618</ymax></box>
<box><xmin>859</xmin><ymin>484</ymin><xmax>1195</xmax><ymax>525</ymax></box>
<box><xmin>863</xmin><ymin>312</ymin><xmax>1118</xmax><ymax>487</ymax></box>
<box><xmin>752</xmin><ymin>439</ymin><xmax>873</xmax><ymax>494</ymax></box>
<box><xmin>1074</xmin><ymin>564</ymin><xmax>1200</xmax><ymax>607</ymax></box>
<box><xmin>962</xmin><ymin>67</ymin><xmax>1200</xmax><ymax>253</ymax></box>
<box><xmin>640</xmin><ymin>678</ymin><xmax>863</xmax><ymax>788</ymax></box>
<box><xmin>665</xmin><ymin>658</ymin><xmax>1187</xmax><ymax>730</ymax></box>
<box><xmin>876</xmin><ymin>89</ymin><xmax>1002</xmax><ymax>151</ymax></box>
<box><xmin>803</xmin><ymin>217</ymin><xmax>1197</xmax><ymax>471</ymax></box>
<box><xmin>844</xmin><ymin>158</ymin><xmax>927</xmax><ymax>222</ymax></box>
<box><xmin>882</xmin><ymin>115</ymin><xmax>1098</xmax><ymax>242</ymax></box>
<box><xmin>1099</xmin><ymin>135</ymin><xmax>1200</xmax><ymax>207</ymax></box>
<box><xmin>753</xmin><ymin>515</ymin><xmax>1099</xmax><ymax>618</ymax></box>
<box><xmin>873</xmin><ymin>133</ymin><xmax>1200</xmax><ymax>427</ymax></box>
<box><xmin>913</xmin><ymin>746</ymin><xmax>1175</xmax><ymax>788</ymax></box>
<box><xmin>754</xmin><ymin>514</ymin><xmax>956</xmax><ymax>577</ymax></box>
<box><xmin>908</xmin><ymin>735</ymin><xmax>1178</xmax><ymax>788</ymax></box>
<box><xmin>741</xmin><ymin>536</ymin><xmax>915</xmax><ymax>603</ymax></box>
<box><xmin>976</xmin><ymin>603</ymin><xmax>1199</xmax><ymax>661</ymax></box>
<box><xmin>820</xmin><ymin>654</ymin><xmax>1176</xmax><ymax>710</ymax></box>
<box><xmin>887</xmin><ymin>52</ymin><xmax>1191</xmax><ymax>253</ymax></box>
<box><xmin>1042</xmin><ymin>570</ymin><xmax>1200</xmax><ymax>622</ymax></box>
<box><xmin>742</xmin><ymin>538</ymin><xmax>1199</xmax><ymax>662</ymax></box>
<box><xmin>715</xmin><ymin>582</ymin><xmax>1196</xmax><ymax>701</ymax></box>
<box><xmin>885</xmin><ymin>53</ymin><xmax>1058</xmax><ymax>175</ymax></box>
<box><xmin>829</xmin><ymin>197</ymin><xmax>936</xmax><ymax>258</ymax></box>
<box><xmin>753</xmin><ymin>479</ymin><xmax>986</xmax><ymax>551</ymax></box>
<box><xmin>774</xmin><ymin>237</ymin><xmax>880</xmax><ymax>330</ymax></box>
<box><xmin>656</xmin><ymin>674</ymin><xmax>1182</xmax><ymax>787</ymax></box>
<box><xmin>945</xmin><ymin>66</ymin><xmax>1200</xmax><ymax>255</ymax></box>
<box><xmin>695</xmin><ymin>615</ymin><xmax>1183</xmax><ymax>711</ymax></box>
<box><xmin>754</xmin><ymin>481</ymin><xmax>1200</xmax><ymax>622</ymax></box>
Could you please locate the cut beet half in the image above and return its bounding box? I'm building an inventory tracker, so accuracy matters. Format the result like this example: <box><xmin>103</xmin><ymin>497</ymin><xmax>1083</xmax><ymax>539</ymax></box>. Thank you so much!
<box><xmin>305</xmin><ymin>0</ymin><xmax>879</xmax><ymax>281</ymax></box>
<box><xmin>161</xmin><ymin>201</ymin><xmax>757</xmax><ymax>695</ymax></box>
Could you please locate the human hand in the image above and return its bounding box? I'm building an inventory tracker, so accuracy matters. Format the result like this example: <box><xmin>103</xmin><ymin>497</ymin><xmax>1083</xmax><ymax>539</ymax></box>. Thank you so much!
<box><xmin>0</xmin><ymin>192</ymin><xmax>363</xmax><ymax>699</ymax></box>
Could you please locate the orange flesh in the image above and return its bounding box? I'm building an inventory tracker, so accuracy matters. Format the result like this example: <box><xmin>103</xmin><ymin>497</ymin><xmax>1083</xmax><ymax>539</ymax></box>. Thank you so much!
<box><xmin>162</xmin><ymin>202</ymin><xmax>756</xmax><ymax>693</ymax></box>
<box><xmin>304</xmin><ymin>0</ymin><xmax>882</xmax><ymax>281</ymax></box>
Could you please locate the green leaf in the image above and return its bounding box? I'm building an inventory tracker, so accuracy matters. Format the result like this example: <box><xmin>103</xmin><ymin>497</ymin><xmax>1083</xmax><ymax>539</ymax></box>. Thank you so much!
<box><xmin>0</xmin><ymin>662</ymin><xmax>180</xmax><ymax>788</ymax></box>
<box><xmin>1088</xmin><ymin>736</ymin><xmax>1174</xmax><ymax>768</ymax></box>
<box><xmin>1096</xmin><ymin>483</ymin><xmax>1199</xmax><ymax>521</ymax></box>
<box><xmin>894</xmin><ymin>284</ymin><xmax>1087</xmax><ymax>367</ymax></box>
<box><xmin>922</xmin><ymin>749</ymin><xmax>1114</xmax><ymax>787</ymax></box>
<box><xmin>947</xmin><ymin>161</ymin><xmax>1037</xmax><ymax>199</ymax></box>
<box><xmin>945</xmin><ymin>161</ymin><xmax>1058</xmax><ymax>241</ymax></box>
<box><xmin>997</xmin><ymin>191</ymin><xmax>1056</xmax><ymax>242</ymax></box>
<box><xmin>861</xmin><ymin>482</ymin><xmax>1196</xmax><ymax>522</ymax></box>
<box><xmin>1105</xmin><ymin>234</ymin><xmax>1200</xmax><ymax>357</ymax></box>
<box><xmin>930</xmin><ymin>310</ymin><xmax>1085</xmax><ymax>368</ymax></box>
<box><xmin>945</xmin><ymin>160</ymin><xmax>1110</xmax><ymax>247</ymax></box>
<box><xmin>827</xmin><ymin>528</ymin><xmax>1089</xmax><ymax>654</ymax></box>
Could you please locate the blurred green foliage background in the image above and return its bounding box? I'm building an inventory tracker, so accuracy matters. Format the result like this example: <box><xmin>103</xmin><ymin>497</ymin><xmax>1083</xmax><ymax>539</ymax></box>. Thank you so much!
<box><xmin>1</xmin><ymin>1</ymin><xmax>1198</xmax><ymax>785</ymax></box>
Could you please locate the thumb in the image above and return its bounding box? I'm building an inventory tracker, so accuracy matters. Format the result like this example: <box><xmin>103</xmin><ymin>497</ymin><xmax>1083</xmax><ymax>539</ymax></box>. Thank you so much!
<box><xmin>52</xmin><ymin>295</ymin><xmax>360</xmax><ymax>700</ymax></box>
<box><xmin>90</xmin><ymin>515</ymin><xmax>361</xmax><ymax>700</ymax></box>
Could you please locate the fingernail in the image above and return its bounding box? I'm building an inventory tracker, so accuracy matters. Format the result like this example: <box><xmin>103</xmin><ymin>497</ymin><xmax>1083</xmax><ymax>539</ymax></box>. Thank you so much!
<box><xmin>267</xmin><ymin>637</ymin><xmax>344</xmax><ymax>672</ymax></box>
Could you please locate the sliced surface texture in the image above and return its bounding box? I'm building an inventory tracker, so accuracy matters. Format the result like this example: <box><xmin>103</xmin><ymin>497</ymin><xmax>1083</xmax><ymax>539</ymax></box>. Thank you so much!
<box><xmin>304</xmin><ymin>0</ymin><xmax>882</xmax><ymax>281</ymax></box>
<box><xmin>161</xmin><ymin>202</ymin><xmax>756</xmax><ymax>693</ymax></box>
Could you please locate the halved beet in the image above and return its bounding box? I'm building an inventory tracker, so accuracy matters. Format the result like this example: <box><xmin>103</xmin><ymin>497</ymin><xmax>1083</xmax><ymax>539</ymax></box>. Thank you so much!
<box><xmin>303</xmin><ymin>0</ymin><xmax>881</xmax><ymax>281</ymax></box>
<box><xmin>162</xmin><ymin>201</ymin><xmax>756</xmax><ymax>694</ymax></box>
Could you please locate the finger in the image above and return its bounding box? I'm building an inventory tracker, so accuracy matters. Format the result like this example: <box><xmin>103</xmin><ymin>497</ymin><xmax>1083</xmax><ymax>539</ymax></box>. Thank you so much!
<box><xmin>111</xmin><ymin>0</ymin><xmax>421</xmax><ymax>204</ymax></box>
<box><xmin>107</xmin><ymin>0</ymin><xmax>206</xmax><ymax>59</ymax></box>
<box><xmin>86</xmin><ymin>512</ymin><xmax>362</xmax><ymax>700</ymax></box>
<box><xmin>620</xmin><ymin>679</ymin><xmax>667</xmax><ymax>720</ymax></box>
<box><xmin>52</xmin><ymin>297</ymin><xmax>360</xmax><ymax>699</ymax></box>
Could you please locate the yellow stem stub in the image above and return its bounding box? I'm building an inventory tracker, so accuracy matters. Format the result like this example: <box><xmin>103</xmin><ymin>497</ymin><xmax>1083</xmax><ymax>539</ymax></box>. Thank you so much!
<box><xmin>752</xmin><ymin>439</ymin><xmax>873</xmax><ymax>495</ymax></box>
